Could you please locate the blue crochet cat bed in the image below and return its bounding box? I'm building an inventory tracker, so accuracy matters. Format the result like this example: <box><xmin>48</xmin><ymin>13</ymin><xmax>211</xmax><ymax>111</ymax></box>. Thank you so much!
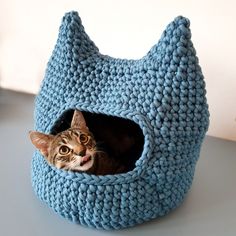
<box><xmin>32</xmin><ymin>11</ymin><xmax>209</xmax><ymax>229</ymax></box>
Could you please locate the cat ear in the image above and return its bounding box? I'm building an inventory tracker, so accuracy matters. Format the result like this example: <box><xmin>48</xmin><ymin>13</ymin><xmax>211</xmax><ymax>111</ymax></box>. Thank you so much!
<box><xmin>29</xmin><ymin>131</ymin><xmax>54</xmax><ymax>157</ymax></box>
<box><xmin>71</xmin><ymin>110</ymin><xmax>89</xmax><ymax>131</ymax></box>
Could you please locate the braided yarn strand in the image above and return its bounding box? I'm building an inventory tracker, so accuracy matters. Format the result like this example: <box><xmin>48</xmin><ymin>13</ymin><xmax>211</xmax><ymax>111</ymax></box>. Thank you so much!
<box><xmin>32</xmin><ymin>11</ymin><xmax>209</xmax><ymax>229</ymax></box>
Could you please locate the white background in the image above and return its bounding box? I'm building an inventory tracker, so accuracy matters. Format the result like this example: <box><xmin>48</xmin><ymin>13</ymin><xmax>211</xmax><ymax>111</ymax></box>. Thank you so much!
<box><xmin>0</xmin><ymin>0</ymin><xmax>235</xmax><ymax>141</ymax></box>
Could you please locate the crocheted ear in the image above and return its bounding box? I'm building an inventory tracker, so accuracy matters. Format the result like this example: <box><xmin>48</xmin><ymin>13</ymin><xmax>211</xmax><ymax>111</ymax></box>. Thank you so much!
<box><xmin>146</xmin><ymin>16</ymin><xmax>192</xmax><ymax>62</ymax></box>
<box><xmin>52</xmin><ymin>11</ymin><xmax>99</xmax><ymax>63</ymax></box>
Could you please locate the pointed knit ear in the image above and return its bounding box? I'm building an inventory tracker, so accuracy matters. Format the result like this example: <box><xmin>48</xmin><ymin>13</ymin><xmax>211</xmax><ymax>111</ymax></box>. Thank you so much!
<box><xmin>57</xmin><ymin>11</ymin><xmax>99</xmax><ymax>61</ymax></box>
<box><xmin>29</xmin><ymin>131</ymin><xmax>54</xmax><ymax>157</ymax></box>
<box><xmin>146</xmin><ymin>16</ymin><xmax>191</xmax><ymax>59</ymax></box>
<box><xmin>71</xmin><ymin>110</ymin><xmax>88</xmax><ymax>131</ymax></box>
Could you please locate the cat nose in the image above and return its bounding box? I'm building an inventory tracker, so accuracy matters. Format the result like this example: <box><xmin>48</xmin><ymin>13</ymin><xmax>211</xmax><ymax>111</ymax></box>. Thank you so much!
<box><xmin>78</xmin><ymin>149</ymin><xmax>86</xmax><ymax>157</ymax></box>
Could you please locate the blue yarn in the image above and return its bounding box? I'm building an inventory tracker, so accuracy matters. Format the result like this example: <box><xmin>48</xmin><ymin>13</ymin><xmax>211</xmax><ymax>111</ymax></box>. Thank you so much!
<box><xmin>31</xmin><ymin>11</ymin><xmax>209</xmax><ymax>230</ymax></box>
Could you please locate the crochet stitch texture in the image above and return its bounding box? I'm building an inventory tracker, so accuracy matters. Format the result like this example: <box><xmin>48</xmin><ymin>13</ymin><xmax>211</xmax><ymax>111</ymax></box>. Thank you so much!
<box><xmin>32</xmin><ymin>11</ymin><xmax>209</xmax><ymax>229</ymax></box>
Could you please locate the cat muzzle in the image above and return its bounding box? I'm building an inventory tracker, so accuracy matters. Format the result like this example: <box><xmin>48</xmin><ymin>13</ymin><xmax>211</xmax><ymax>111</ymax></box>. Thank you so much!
<box><xmin>80</xmin><ymin>154</ymin><xmax>92</xmax><ymax>166</ymax></box>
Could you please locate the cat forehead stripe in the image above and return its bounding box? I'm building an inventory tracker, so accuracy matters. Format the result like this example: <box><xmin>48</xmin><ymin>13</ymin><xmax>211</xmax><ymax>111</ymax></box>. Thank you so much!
<box><xmin>61</xmin><ymin>138</ymin><xmax>68</xmax><ymax>144</ymax></box>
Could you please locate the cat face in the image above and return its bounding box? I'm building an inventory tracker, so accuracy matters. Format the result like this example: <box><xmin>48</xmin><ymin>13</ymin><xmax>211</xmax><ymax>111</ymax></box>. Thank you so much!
<box><xmin>29</xmin><ymin>110</ymin><xmax>96</xmax><ymax>172</ymax></box>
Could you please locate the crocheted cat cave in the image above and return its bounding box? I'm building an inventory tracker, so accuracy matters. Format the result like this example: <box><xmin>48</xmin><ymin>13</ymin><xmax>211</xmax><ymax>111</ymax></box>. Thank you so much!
<box><xmin>32</xmin><ymin>11</ymin><xmax>209</xmax><ymax>229</ymax></box>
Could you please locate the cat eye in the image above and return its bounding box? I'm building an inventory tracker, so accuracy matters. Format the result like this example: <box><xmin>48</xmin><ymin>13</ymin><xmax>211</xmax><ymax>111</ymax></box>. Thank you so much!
<box><xmin>79</xmin><ymin>134</ymin><xmax>89</xmax><ymax>144</ymax></box>
<box><xmin>59</xmin><ymin>145</ymin><xmax>71</xmax><ymax>155</ymax></box>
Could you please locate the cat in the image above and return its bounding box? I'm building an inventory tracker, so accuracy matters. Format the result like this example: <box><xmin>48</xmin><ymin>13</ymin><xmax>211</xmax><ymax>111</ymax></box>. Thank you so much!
<box><xmin>29</xmin><ymin>110</ymin><xmax>126</xmax><ymax>175</ymax></box>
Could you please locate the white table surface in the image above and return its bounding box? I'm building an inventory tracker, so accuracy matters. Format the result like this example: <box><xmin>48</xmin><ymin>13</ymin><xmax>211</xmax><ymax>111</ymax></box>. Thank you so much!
<box><xmin>0</xmin><ymin>90</ymin><xmax>236</xmax><ymax>236</ymax></box>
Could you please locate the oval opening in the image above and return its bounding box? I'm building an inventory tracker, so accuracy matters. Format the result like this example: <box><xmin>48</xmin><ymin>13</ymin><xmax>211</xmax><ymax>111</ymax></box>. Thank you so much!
<box><xmin>50</xmin><ymin>109</ymin><xmax>145</xmax><ymax>173</ymax></box>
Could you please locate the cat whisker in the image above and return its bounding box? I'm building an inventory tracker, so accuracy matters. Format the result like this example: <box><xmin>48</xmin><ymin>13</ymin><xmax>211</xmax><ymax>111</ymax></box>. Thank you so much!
<box><xmin>94</xmin><ymin>150</ymin><xmax>104</xmax><ymax>154</ymax></box>
<box><xmin>94</xmin><ymin>149</ymin><xmax>106</xmax><ymax>155</ymax></box>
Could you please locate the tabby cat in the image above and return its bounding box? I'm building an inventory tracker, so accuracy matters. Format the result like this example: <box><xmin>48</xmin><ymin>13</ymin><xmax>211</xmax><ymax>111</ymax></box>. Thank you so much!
<box><xmin>29</xmin><ymin>110</ymin><xmax>126</xmax><ymax>175</ymax></box>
